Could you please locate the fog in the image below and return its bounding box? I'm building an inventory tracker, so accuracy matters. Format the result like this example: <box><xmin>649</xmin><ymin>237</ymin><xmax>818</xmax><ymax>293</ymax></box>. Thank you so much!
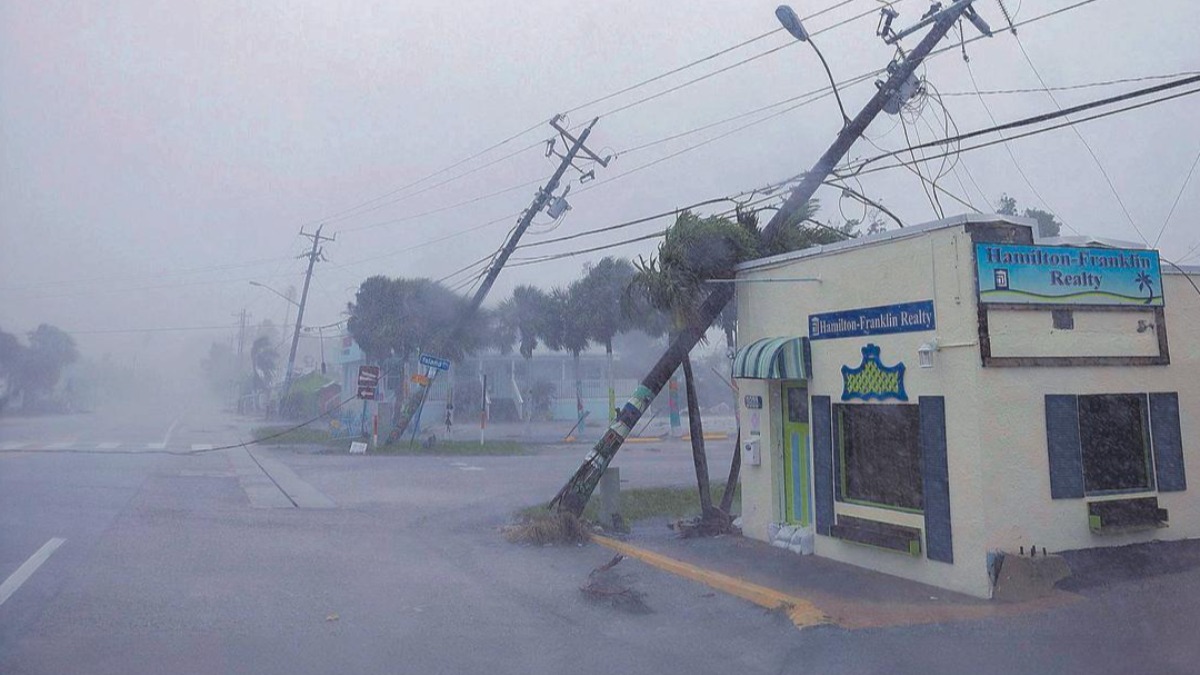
<box><xmin>2</xmin><ymin>0</ymin><xmax>1197</xmax><ymax>388</ymax></box>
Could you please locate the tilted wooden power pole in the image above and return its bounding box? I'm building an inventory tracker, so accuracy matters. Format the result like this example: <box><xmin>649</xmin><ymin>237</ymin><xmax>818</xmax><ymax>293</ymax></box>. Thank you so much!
<box><xmin>386</xmin><ymin>116</ymin><xmax>610</xmax><ymax>443</ymax></box>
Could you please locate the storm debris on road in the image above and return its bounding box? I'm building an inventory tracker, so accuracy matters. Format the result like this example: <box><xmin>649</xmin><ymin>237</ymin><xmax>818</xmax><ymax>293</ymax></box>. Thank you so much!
<box><xmin>579</xmin><ymin>554</ymin><xmax>651</xmax><ymax>615</ymax></box>
<box><xmin>502</xmin><ymin>511</ymin><xmax>590</xmax><ymax>546</ymax></box>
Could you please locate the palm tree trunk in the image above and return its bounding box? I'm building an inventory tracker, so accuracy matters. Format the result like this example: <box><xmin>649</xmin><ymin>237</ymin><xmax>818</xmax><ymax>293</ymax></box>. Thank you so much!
<box><xmin>606</xmin><ymin>341</ymin><xmax>615</xmax><ymax>423</ymax></box>
<box><xmin>720</xmin><ymin>428</ymin><xmax>741</xmax><ymax>514</ymax></box>
<box><xmin>522</xmin><ymin>354</ymin><xmax>533</xmax><ymax>437</ymax></box>
<box><xmin>573</xmin><ymin>350</ymin><xmax>584</xmax><ymax>430</ymax></box>
<box><xmin>681</xmin><ymin>353</ymin><xmax>713</xmax><ymax>517</ymax></box>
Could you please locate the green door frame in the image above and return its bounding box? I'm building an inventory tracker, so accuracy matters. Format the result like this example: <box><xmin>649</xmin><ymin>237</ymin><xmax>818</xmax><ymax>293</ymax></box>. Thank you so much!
<box><xmin>781</xmin><ymin>381</ymin><xmax>811</xmax><ymax>527</ymax></box>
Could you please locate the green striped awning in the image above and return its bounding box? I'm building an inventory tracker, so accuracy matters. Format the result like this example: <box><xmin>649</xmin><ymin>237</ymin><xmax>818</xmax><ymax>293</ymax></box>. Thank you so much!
<box><xmin>732</xmin><ymin>337</ymin><xmax>810</xmax><ymax>380</ymax></box>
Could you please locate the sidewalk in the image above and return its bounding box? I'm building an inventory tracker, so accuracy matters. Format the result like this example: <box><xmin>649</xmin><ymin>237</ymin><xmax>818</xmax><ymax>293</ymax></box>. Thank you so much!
<box><xmin>594</xmin><ymin>528</ymin><xmax>1081</xmax><ymax>630</ymax></box>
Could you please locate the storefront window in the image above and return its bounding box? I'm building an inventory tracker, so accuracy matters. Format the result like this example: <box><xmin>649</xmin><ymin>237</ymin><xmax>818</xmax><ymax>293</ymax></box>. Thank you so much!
<box><xmin>1078</xmin><ymin>394</ymin><xmax>1154</xmax><ymax>494</ymax></box>
<box><xmin>836</xmin><ymin>404</ymin><xmax>923</xmax><ymax>512</ymax></box>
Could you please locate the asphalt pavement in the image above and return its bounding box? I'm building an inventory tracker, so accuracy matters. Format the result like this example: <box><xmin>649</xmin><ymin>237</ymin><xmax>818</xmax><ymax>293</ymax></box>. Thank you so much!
<box><xmin>2</xmin><ymin>398</ymin><xmax>1199</xmax><ymax>674</ymax></box>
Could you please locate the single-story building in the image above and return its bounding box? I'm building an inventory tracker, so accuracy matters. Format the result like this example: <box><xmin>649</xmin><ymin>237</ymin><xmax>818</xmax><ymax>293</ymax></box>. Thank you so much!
<box><xmin>732</xmin><ymin>214</ymin><xmax>1197</xmax><ymax>598</ymax></box>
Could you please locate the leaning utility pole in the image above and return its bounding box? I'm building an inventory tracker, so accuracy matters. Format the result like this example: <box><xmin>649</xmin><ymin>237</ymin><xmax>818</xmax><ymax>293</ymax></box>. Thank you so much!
<box><xmin>283</xmin><ymin>225</ymin><xmax>334</xmax><ymax>402</ymax></box>
<box><xmin>387</xmin><ymin>116</ymin><xmax>610</xmax><ymax>442</ymax></box>
<box><xmin>552</xmin><ymin>0</ymin><xmax>989</xmax><ymax>515</ymax></box>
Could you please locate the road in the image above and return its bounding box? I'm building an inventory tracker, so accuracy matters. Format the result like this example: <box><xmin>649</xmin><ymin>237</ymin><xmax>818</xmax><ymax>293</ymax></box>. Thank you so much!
<box><xmin>2</xmin><ymin>399</ymin><xmax>1199</xmax><ymax>674</ymax></box>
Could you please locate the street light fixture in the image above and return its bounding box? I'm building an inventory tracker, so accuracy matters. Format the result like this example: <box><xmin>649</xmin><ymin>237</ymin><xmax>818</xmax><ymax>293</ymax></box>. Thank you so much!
<box><xmin>775</xmin><ymin>4</ymin><xmax>851</xmax><ymax>127</ymax></box>
<box><xmin>249</xmin><ymin>281</ymin><xmax>300</xmax><ymax>307</ymax></box>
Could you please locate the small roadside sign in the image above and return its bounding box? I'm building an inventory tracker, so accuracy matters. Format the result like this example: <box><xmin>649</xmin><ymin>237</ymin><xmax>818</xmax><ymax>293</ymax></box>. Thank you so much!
<box><xmin>419</xmin><ymin>353</ymin><xmax>452</xmax><ymax>371</ymax></box>
<box><xmin>357</xmin><ymin>365</ymin><xmax>380</xmax><ymax>400</ymax></box>
<box><xmin>411</xmin><ymin>374</ymin><xmax>431</xmax><ymax>386</ymax></box>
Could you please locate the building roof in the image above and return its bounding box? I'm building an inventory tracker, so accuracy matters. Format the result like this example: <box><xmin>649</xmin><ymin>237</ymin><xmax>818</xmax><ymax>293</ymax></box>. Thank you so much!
<box><xmin>736</xmin><ymin>214</ymin><xmax>1036</xmax><ymax>274</ymax></box>
<box><xmin>736</xmin><ymin>213</ymin><xmax>1200</xmax><ymax>277</ymax></box>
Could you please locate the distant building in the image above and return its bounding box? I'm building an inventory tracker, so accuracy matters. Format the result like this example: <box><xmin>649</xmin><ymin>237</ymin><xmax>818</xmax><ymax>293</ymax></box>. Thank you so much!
<box><xmin>733</xmin><ymin>214</ymin><xmax>1198</xmax><ymax>598</ymax></box>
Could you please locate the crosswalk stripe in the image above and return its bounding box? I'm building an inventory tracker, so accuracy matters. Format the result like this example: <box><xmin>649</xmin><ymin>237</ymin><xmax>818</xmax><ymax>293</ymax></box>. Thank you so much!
<box><xmin>146</xmin><ymin>442</ymin><xmax>167</xmax><ymax>450</ymax></box>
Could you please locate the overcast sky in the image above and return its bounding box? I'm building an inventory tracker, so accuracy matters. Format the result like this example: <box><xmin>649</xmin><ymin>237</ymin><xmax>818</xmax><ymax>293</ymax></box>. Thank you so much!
<box><xmin>2</xmin><ymin>0</ymin><xmax>1197</xmax><ymax>369</ymax></box>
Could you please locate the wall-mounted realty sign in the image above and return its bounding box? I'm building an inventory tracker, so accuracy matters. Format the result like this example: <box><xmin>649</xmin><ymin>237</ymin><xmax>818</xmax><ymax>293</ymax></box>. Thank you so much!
<box><xmin>809</xmin><ymin>300</ymin><xmax>935</xmax><ymax>341</ymax></box>
<box><xmin>975</xmin><ymin>243</ymin><xmax>1163</xmax><ymax>306</ymax></box>
<box><xmin>841</xmin><ymin>344</ymin><xmax>907</xmax><ymax>402</ymax></box>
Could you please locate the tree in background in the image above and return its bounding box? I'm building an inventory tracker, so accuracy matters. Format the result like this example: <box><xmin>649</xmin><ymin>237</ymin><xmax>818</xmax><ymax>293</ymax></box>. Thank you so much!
<box><xmin>250</xmin><ymin>336</ymin><xmax>278</xmax><ymax>395</ymax></box>
<box><xmin>497</xmin><ymin>285</ymin><xmax>552</xmax><ymax>427</ymax></box>
<box><xmin>574</xmin><ymin>257</ymin><xmax>637</xmax><ymax>422</ymax></box>
<box><xmin>11</xmin><ymin>324</ymin><xmax>79</xmax><ymax>408</ymax></box>
<box><xmin>347</xmin><ymin>276</ymin><xmax>487</xmax><ymax>364</ymax></box>
<box><xmin>541</xmin><ymin>283</ymin><xmax>591</xmax><ymax>431</ymax></box>
<box><xmin>997</xmin><ymin>193</ymin><xmax>1063</xmax><ymax>238</ymax></box>
<box><xmin>200</xmin><ymin>341</ymin><xmax>242</xmax><ymax>398</ymax></box>
<box><xmin>0</xmin><ymin>327</ymin><xmax>21</xmax><ymax>410</ymax></box>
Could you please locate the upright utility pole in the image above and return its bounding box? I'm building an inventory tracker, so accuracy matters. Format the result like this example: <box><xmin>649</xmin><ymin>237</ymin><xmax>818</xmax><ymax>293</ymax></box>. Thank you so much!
<box><xmin>283</xmin><ymin>225</ymin><xmax>335</xmax><ymax>401</ymax></box>
<box><xmin>233</xmin><ymin>308</ymin><xmax>249</xmax><ymax>409</ymax></box>
<box><xmin>387</xmin><ymin>116</ymin><xmax>610</xmax><ymax>442</ymax></box>
<box><xmin>233</xmin><ymin>309</ymin><xmax>249</xmax><ymax>365</ymax></box>
<box><xmin>552</xmin><ymin>0</ymin><xmax>987</xmax><ymax>515</ymax></box>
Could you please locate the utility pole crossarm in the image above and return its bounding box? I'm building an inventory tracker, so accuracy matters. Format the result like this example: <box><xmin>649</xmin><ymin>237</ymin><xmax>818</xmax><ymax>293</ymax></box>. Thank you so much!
<box><xmin>551</xmin><ymin>0</ymin><xmax>981</xmax><ymax>515</ymax></box>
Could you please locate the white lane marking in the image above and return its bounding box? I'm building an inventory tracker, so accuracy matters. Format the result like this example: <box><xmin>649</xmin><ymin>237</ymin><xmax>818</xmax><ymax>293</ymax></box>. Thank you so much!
<box><xmin>459</xmin><ymin>466</ymin><xmax>485</xmax><ymax>472</ymax></box>
<box><xmin>145</xmin><ymin>442</ymin><xmax>167</xmax><ymax>450</ymax></box>
<box><xmin>45</xmin><ymin>442</ymin><xmax>73</xmax><ymax>450</ymax></box>
<box><xmin>191</xmin><ymin>444</ymin><xmax>214</xmax><ymax>451</ymax></box>
<box><xmin>0</xmin><ymin>538</ymin><xmax>66</xmax><ymax>608</ymax></box>
<box><xmin>161</xmin><ymin>416</ymin><xmax>182</xmax><ymax>449</ymax></box>
<box><xmin>0</xmin><ymin>442</ymin><xmax>28</xmax><ymax>451</ymax></box>
<box><xmin>96</xmin><ymin>442</ymin><xmax>120</xmax><ymax>450</ymax></box>
<box><xmin>449</xmin><ymin>461</ymin><xmax>468</xmax><ymax>467</ymax></box>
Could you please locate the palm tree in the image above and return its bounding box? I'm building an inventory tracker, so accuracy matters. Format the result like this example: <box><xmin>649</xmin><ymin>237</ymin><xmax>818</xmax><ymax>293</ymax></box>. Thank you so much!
<box><xmin>497</xmin><ymin>285</ymin><xmax>551</xmax><ymax>428</ymax></box>
<box><xmin>555</xmin><ymin>202</ymin><xmax>837</xmax><ymax>517</ymax></box>
<box><xmin>575</xmin><ymin>257</ymin><xmax>637</xmax><ymax>421</ymax></box>
<box><xmin>541</xmin><ymin>284</ymin><xmax>591</xmax><ymax>431</ymax></box>
<box><xmin>625</xmin><ymin>211</ymin><xmax>760</xmax><ymax>526</ymax></box>
<box><xmin>250</xmin><ymin>336</ymin><xmax>278</xmax><ymax>396</ymax></box>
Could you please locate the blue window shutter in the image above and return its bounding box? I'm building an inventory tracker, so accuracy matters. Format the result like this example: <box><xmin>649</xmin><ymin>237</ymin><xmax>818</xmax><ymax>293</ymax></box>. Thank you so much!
<box><xmin>920</xmin><ymin>397</ymin><xmax>953</xmax><ymax>564</ymax></box>
<box><xmin>1045</xmin><ymin>395</ymin><xmax>1084</xmax><ymax>499</ymax></box>
<box><xmin>1150</xmin><ymin>393</ymin><xmax>1186</xmax><ymax>492</ymax></box>
<box><xmin>811</xmin><ymin>395</ymin><xmax>835</xmax><ymax>536</ymax></box>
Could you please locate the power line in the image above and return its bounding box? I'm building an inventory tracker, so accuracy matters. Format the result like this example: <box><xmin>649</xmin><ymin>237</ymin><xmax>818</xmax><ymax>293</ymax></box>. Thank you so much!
<box><xmin>328</xmin><ymin>0</ymin><xmax>1113</xmax><ymax>281</ymax></box>
<box><xmin>840</xmin><ymin>73</ymin><xmax>1200</xmax><ymax>175</ymax></box>
<box><xmin>847</xmin><ymin>85</ymin><xmax>1200</xmax><ymax>179</ymax></box>
<box><xmin>1152</xmin><ymin>142</ymin><xmax>1200</xmax><ymax>248</ymax></box>
<box><xmin>1012</xmin><ymin>31</ymin><xmax>1148</xmax><ymax>244</ymax></box>
<box><xmin>337</xmin><ymin>178</ymin><xmax>543</xmax><ymax>234</ymax></box>
<box><xmin>61</xmin><ymin>323</ymin><xmax>239</xmax><ymax>335</ymax></box>
<box><xmin>303</xmin><ymin>121</ymin><xmax>546</xmax><ymax>228</ymax></box>
<box><xmin>300</xmin><ymin>0</ymin><xmax>873</xmax><ymax>232</ymax></box>
<box><xmin>962</xmin><ymin>58</ymin><xmax>1073</xmax><ymax>233</ymax></box>
<box><xmin>940</xmin><ymin>70</ymin><xmax>1200</xmax><ymax>97</ymax></box>
<box><xmin>330</xmin><ymin>0</ymin><xmax>1106</xmax><ymax>248</ymax></box>
<box><xmin>589</xmin><ymin>2</ymin><xmax>887</xmax><ymax>121</ymax></box>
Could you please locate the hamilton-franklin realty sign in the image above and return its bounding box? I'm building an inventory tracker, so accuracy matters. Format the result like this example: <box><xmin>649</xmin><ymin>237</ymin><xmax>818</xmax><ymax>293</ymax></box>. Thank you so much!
<box><xmin>976</xmin><ymin>243</ymin><xmax>1163</xmax><ymax>306</ymax></box>
<box><xmin>809</xmin><ymin>300</ymin><xmax>935</xmax><ymax>341</ymax></box>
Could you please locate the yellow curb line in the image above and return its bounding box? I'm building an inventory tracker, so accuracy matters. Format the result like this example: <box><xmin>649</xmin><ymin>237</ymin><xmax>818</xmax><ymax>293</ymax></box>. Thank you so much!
<box><xmin>681</xmin><ymin>433</ymin><xmax>729</xmax><ymax>441</ymax></box>
<box><xmin>592</xmin><ymin>535</ymin><xmax>830</xmax><ymax>629</ymax></box>
<box><xmin>624</xmin><ymin>437</ymin><xmax>664</xmax><ymax>443</ymax></box>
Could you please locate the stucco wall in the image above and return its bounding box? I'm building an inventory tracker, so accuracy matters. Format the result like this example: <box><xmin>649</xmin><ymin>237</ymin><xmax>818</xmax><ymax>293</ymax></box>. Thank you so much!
<box><xmin>977</xmin><ymin>271</ymin><xmax>1200</xmax><ymax>554</ymax></box>
<box><xmin>735</xmin><ymin>219</ymin><xmax>1200</xmax><ymax>599</ymax></box>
